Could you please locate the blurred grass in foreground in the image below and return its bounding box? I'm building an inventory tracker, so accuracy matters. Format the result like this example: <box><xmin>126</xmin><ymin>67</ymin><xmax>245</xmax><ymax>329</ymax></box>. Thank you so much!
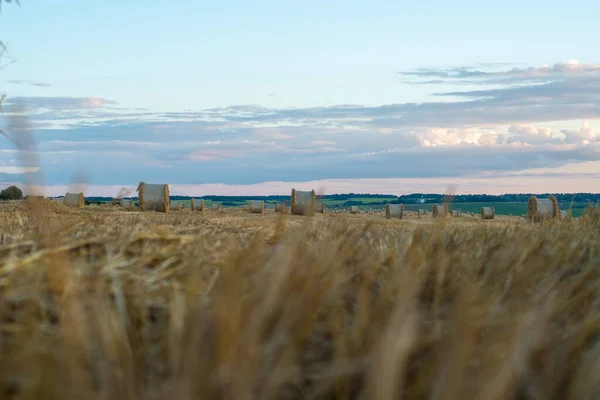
<box><xmin>0</xmin><ymin>200</ymin><xmax>599</xmax><ymax>399</ymax></box>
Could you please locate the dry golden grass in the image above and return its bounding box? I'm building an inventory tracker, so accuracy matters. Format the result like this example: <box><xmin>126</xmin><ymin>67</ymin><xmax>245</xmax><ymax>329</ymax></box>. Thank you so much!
<box><xmin>0</xmin><ymin>198</ymin><xmax>599</xmax><ymax>399</ymax></box>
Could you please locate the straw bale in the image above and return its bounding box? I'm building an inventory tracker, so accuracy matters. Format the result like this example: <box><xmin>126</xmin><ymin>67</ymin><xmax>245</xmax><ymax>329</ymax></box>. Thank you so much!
<box><xmin>528</xmin><ymin>195</ymin><xmax>559</xmax><ymax>223</ymax></box>
<box><xmin>386</xmin><ymin>203</ymin><xmax>404</xmax><ymax>219</ymax></box>
<box><xmin>63</xmin><ymin>192</ymin><xmax>84</xmax><ymax>209</ymax></box>
<box><xmin>137</xmin><ymin>182</ymin><xmax>169</xmax><ymax>212</ymax></box>
<box><xmin>212</xmin><ymin>204</ymin><xmax>220</xmax><ymax>210</ymax></box>
<box><xmin>291</xmin><ymin>188</ymin><xmax>316</xmax><ymax>216</ymax></box>
<box><xmin>433</xmin><ymin>204</ymin><xmax>448</xmax><ymax>218</ymax></box>
<box><xmin>418</xmin><ymin>209</ymin><xmax>427</xmax><ymax>216</ymax></box>
<box><xmin>191</xmin><ymin>198</ymin><xmax>204</xmax><ymax>212</ymax></box>
<box><xmin>560</xmin><ymin>209</ymin><xmax>572</xmax><ymax>220</ymax></box>
<box><xmin>250</xmin><ymin>200</ymin><xmax>264</xmax><ymax>214</ymax></box>
<box><xmin>481</xmin><ymin>206</ymin><xmax>495</xmax><ymax>220</ymax></box>
<box><xmin>315</xmin><ymin>202</ymin><xmax>326</xmax><ymax>214</ymax></box>
<box><xmin>350</xmin><ymin>206</ymin><xmax>359</xmax><ymax>214</ymax></box>
<box><xmin>274</xmin><ymin>203</ymin><xmax>286</xmax><ymax>213</ymax></box>
<box><xmin>171</xmin><ymin>200</ymin><xmax>180</xmax><ymax>211</ymax></box>
<box><xmin>451</xmin><ymin>210</ymin><xmax>461</xmax><ymax>217</ymax></box>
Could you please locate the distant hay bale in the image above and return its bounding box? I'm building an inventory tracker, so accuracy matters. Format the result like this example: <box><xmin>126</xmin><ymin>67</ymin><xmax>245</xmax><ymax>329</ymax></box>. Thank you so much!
<box><xmin>274</xmin><ymin>203</ymin><xmax>286</xmax><ymax>213</ymax></box>
<box><xmin>63</xmin><ymin>192</ymin><xmax>84</xmax><ymax>209</ymax></box>
<box><xmin>250</xmin><ymin>200</ymin><xmax>264</xmax><ymax>214</ymax></box>
<box><xmin>433</xmin><ymin>204</ymin><xmax>448</xmax><ymax>218</ymax></box>
<box><xmin>171</xmin><ymin>200</ymin><xmax>180</xmax><ymax>210</ymax></box>
<box><xmin>315</xmin><ymin>202</ymin><xmax>326</xmax><ymax>214</ymax></box>
<box><xmin>191</xmin><ymin>198</ymin><xmax>204</xmax><ymax>212</ymax></box>
<box><xmin>386</xmin><ymin>204</ymin><xmax>404</xmax><ymax>219</ymax></box>
<box><xmin>451</xmin><ymin>210</ymin><xmax>461</xmax><ymax>217</ymax></box>
<box><xmin>291</xmin><ymin>188</ymin><xmax>316</xmax><ymax>216</ymax></box>
<box><xmin>350</xmin><ymin>206</ymin><xmax>359</xmax><ymax>214</ymax></box>
<box><xmin>560</xmin><ymin>209</ymin><xmax>572</xmax><ymax>220</ymax></box>
<box><xmin>418</xmin><ymin>209</ymin><xmax>427</xmax><ymax>216</ymax></box>
<box><xmin>481</xmin><ymin>206</ymin><xmax>495</xmax><ymax>220</ymax></box>
<box><xmin>242</xmin><ymin>204</ymin><xmax>250</xmax><ymax>211</ymax></box>
<box><xmin>528</xmin><ymin>195</ymin><xmax>559</xmax><ymax>223</ymax></box>
<box><xmin>137</xmin><ymin>182</ymin><xmax>169</xmax><ymax>213</ymax></box>
<box><xmin>212</xmin><ymin>203</ymin><xmax>220</xmax><ymax>210</ymax></box>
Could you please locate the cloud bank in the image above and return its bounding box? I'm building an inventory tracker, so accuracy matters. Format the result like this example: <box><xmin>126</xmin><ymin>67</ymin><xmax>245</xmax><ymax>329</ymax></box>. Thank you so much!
<box><xmin>0</xmin><ymin>60</ymin><xmax>599</xmax><ymax>195</ymax></box>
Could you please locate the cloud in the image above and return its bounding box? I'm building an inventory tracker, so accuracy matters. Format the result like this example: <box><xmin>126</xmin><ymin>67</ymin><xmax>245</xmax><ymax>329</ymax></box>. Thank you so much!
<box><xmin>561</xmin><ymin>120</ymin><xmax>600</xmax><ymax>144</ymax></box>
<box><xmin>1</xmin><ymin>60</ymin><xmax>599</xmax><ymax>191</ymax></box>
<box><xmin>6</xmin><ymin>79</ymin><xmax>51</xmax><ymax>88</ymax></box>
<box><xmin>0</xmin><ymin>166</ymin><xmax>40</xmax><ymax>174</ymax></box>
<box><xmin>399</xmin><ymin>59</ymin><xmax>600</xmax><ymax>86</ymax></box>
<box><xmin>507</xmin><ymin>125</ymin><xmax>558</xmax><ymax>145</ymax></box>
<box><xmin>4</xmin><ymin>96</ymin><xmax>117</xmax><ymax>111</ymax></box>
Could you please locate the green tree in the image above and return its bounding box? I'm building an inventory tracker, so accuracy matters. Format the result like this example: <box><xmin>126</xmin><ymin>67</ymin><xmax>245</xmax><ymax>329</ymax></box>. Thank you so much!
<box><xmin>0</xmin><ymin>185</ymin><xmax>23</xmax><ymax>200</ymax></box>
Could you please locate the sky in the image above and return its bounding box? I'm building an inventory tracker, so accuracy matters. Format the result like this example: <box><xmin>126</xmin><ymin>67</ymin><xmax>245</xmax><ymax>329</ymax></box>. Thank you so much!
<box><xmin>0</xmin><ymin>0</ymin><xmax>599</xmax><ymax>197</ymax></box>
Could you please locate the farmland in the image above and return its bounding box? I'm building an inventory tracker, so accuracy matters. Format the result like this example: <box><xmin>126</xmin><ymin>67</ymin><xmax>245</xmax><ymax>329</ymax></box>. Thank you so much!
<box><xmin>0</xmin><ymin>198</ymin><xmax>598</xmax><ymax>398</ymax></box>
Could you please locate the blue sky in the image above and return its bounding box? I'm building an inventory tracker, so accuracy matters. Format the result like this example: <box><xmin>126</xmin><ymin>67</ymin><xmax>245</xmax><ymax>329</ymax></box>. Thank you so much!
<box><xmin>0</xmin><ymin>0</ymin><xmax>599</xmax><ymax>196</ymax></box>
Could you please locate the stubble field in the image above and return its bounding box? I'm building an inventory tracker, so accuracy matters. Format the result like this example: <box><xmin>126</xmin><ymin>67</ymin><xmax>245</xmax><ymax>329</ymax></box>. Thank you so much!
<box><xmin>0</xmin><ymin>198</ymin><xmax>599</xmax><ymax>399</ymax></box>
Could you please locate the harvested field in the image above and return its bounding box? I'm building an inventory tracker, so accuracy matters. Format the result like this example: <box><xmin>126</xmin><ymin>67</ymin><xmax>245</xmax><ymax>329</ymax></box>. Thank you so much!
<box><xmin>0</xmin><ymin>198</ymin><xmax>599</xmax><ymax>399</ymax></box>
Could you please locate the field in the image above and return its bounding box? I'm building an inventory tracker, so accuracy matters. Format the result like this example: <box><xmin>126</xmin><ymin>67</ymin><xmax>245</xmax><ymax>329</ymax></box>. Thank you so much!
<box><xmin>161</xmin><ymin>197</ymin><xmax>587</xmax><ymax>219</ymax></box>
<box><xmin>0</xmin><ymin>198</ymin><xmax>599</xmax><ymax>399</ymax></box>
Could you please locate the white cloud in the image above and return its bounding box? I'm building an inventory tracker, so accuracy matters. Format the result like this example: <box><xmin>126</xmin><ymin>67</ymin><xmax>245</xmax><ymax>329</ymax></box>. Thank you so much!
<box><xmin>507</xmin><ymin>125</ymin><xmax>557</xmax><ymax>145</ymax></box>
<box><xmin>0</xmin><ymin>166</ymin><xmax>40</xmax><ymax>174</ymax></box>
<box><xmin>561</xmin><ymin>120</ymin><xmax>600</xmax><ymax>144</ymax></box>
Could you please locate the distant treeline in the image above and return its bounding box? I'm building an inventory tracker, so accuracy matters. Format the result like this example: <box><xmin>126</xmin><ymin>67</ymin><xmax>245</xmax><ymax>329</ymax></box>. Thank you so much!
<box><xmin>81</xmin><ymin>193</ymin><xmax>600</xmax><ymax>205</ymax></box>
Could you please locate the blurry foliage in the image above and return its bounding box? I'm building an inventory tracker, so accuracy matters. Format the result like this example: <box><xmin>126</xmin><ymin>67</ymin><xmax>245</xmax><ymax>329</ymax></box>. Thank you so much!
<box><xmin>0</xmin><ymin>185</ymin><xmax>23</xmax><ymax>200</ymax></box>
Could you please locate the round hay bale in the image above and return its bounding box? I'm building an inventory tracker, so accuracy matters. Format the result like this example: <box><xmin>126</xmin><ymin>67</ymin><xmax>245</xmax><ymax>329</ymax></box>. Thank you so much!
<box><xmin>451</xmin><ymin>210</ymin><xmax>461</xmax><ymax>217</ymax></box>
<box><xmin>274</xmin><ymin>203</ymin><xmax>286</xmax><ymax>213</ymax></box>
<box><xmin>560</xmin><ymin>209</ymin><xmax>572</xmax><ymax>220</ymax></box>
<box><xmin>528</xmin><ymin>195</ymin><xmax>559</xmax><ymax>223</ymax></box>
<box><xmin>418</xmin><ymin>209</ymin><xmax>427</xmax><ymax>216</ymax></box>
<box><xmin>211</xmin><ymin>203</ymin><xmax>220</xmax><ymax>210</ymax></box>
<box><xmin>63</xmin><ymin>192</ymin><xmax>84</xmax><ymax>209</ymax></box>
<box><xmin>191</xmin><ymin>198</ymin><xmax>204</xmax><ymax>212</ymax></box>
<box><xmin>433</xmin><ymin>204</ymin><xmax>448</xmax><ymax>218</ymax></box>
<box><xmin>137</xmin><ymin>182</ymin><xmax>169</xmax><ymax>213</ymax></box>
<box><xmin>480</xmin><ymin>206</ymin><xmax>495</xmax><ymax>220</ymax></box>
<box><xmin>250</xmin><ymin>200</ymin><xmax>264</xmax><ymax>214</ymax></box>
<box><xmin>315</xmin><ymin>202</ymin><xmax>326</xmax><ymax>214</ymax></box>
<box><xmin>291</xmin><ymin>188</ymin><xmax>316</xmax><ymax>216</ymax></box>
<box><xmin>386</xmin><ymin>204</ymin><xmax>404</xmax><ymax>219</ymax></box>
<box><xmin>350</xmin><ymin>206</ymin><xmax>359</xmax><ymax>214</ymax></box>
<box><xmin>171</xmin><ymin>200</ymin><xmax>180</xmax><ymax>210</ymax></box>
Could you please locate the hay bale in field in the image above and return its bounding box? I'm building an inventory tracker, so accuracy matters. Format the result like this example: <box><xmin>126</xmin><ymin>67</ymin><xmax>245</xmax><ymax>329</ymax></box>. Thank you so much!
<box><xmin>211</xmin><ymin>203</ymin><xmax>220</xmax><ymax>210</ymax></box>
<box><xmin>560</xmin><ymin>209</ymin><xmax>572</xmax><ymax>219</ymax></box>
<box><xmin>274</xmin><ymin>203</ymin><xmax>286</xmax><ymax>213</ymax></box>
<box><xmin>481</xmin><ymin>206</ymin><xmax>495</xmax><ymax>220</ymax></box>
<box><xmin>350</xmin><ymin>206</ymin><xmax>359</xmax><ymax>214</ymax></box>
<box><xmin>63</xmin><ymin>192</ymin><xmax>84</xmax><ymax>209</ymax></box>
<box><xmin>170</xmin><ymin>200</ymin><xmax>181</xmax><ymax>210</ymax></box>
<box><xmin>418</xmin><ymin>209</ymin><xmax>427</xmax><ymax>216</ymax></box>
<box><xmin>433</xmin><ymin>204</ymin><xmax>448</xmax><ymax>218</ymax></box>
<box><xmin>451</xmin><ymin>210</ymin><xmax>461</xmax><ymax>217</ymax></box>
<box><xmin>250</xmin><ymin>200</ymin><xmax>264</xmax><ymax>214</ymax></box>
<box><xmin>315</xmin><ymin>202</ymin><xmax>326</xmax><ymax>214</ymax></box>
<box><xmin>137</xmin><ymin>182</ymin><xmax>169</xmax><ymax>212</ymax></box>
<box><xmin>528</xmin><ymin>195</ymin><xmax>559</xmax><ymax>223</ymax></box>
<box><xmin>191</xmin><ymin>198</ymin><xmax>204</xmax><ymax>212</ymax></box>
<box><xmin>291</xmin><ymin>188</ymin><xmax>316</xmax><ymax>216</ymax></box>
<box><xmin>386</xmin><ymin>203</ymin><xmax>404</xmax><ymax>219</ymax></box>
